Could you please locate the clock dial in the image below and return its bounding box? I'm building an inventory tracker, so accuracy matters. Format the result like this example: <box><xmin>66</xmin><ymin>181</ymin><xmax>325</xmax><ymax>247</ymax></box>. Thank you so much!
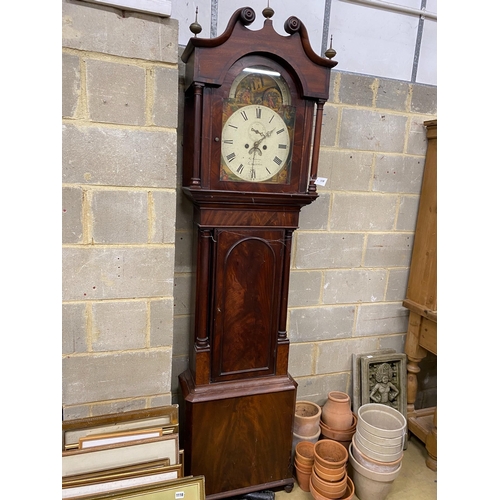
<box><xmin>221</xmin><ymin>104</ymin><xmax>291</xmax><ymax>182</ymax></box>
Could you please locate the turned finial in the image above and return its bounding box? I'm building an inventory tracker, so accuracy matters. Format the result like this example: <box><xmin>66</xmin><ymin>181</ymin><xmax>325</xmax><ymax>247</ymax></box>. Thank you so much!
<box><xmin>190</xmin><ymin>6</ymin><xmax>202</xmax><ymax>37</ymax></box>
<box><xmin>325</xmin><ymin>35</ymin><xmax>337</xmax><ymax>59</ymax></box>
<box><xmin>263</xmin><ymin>1</ymin><xmax>274</xmax><ymax>19</ymax></box>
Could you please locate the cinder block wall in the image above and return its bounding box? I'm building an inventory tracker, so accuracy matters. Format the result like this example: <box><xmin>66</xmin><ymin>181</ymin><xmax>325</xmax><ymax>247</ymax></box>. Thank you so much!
<box><xmin>62</xmin><ymin>0</ymin><xmax>179</xmax><ymax>419</ymax></box>
<box><xmin>172</xmin><ymin>69</ymin><xmax>437</xmax><ymax>406</ymax></box>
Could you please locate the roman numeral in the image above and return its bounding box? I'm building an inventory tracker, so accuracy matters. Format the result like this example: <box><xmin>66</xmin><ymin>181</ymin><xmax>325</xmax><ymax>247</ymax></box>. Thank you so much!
<box><xmin>229</xmin><ymin>124</ymin><xmax>238</xmax><ymax>129</ymax></box>
<box><xmin>266</xmin><ymin>167</ymin><xmax>271</xmax><ymax>174</ymax></box>
<box><xmin>226</xmin><ymin>152</ymin><xmax>236</xmax><ymax>162</ymax></box>
<box><xmin>237</xmin><ymin>164</ymin><xmax>244</xmax><ymax>174</ymax></box>
<box><xmin>240</xmin><ymin>110</ymin><xmax>248</xmax><ymax>121</ymax></box>
<box><xmin>278</xmin><ymin>144</ymin><xmax>287</xmax><ymax>149</ymax></box>
<box><xmin>276</xmin><ymin>128</ymin><xmax>285</xmax><ymax>134</ymax></box>
<box><xmin>223</xmin><ymin>140</ymin><xmax>233</xmax><ymax>144</ymax></box>
<box><xmin>273</xmin><ymin>156</ymin><xmax>283</xmax><ymax>165</ymax></box>
<box><xmin>256</xmin><ymin>107</ymin><xmax>262</xmax><ymax>119</ymax></box>
<box><xmin>268</xmin><ymin>115</ymin><xmax>274</xmax><ymax>124</ymax></box>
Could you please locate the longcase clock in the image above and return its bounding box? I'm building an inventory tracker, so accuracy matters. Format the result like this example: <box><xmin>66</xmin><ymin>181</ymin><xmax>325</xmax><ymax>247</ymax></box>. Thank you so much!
<box><xmin>179</xmin><ymin>6</ymin><xmax>337</xmax><ymax>499</ymax></box>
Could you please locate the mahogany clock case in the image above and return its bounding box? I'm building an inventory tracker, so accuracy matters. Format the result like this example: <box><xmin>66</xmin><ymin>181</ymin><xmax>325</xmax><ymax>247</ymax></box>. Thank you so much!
<box><xmin>178</xmin><ymin>7</ymin><xmax>337</xmax><ymax>499</ymax></box>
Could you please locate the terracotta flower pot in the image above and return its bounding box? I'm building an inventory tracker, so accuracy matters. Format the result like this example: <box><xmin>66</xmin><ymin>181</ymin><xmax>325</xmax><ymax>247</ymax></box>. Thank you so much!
<box><xmin>313</xmin><ymin>439</ymin><xmax>348</xmax><ymax>470</ymax></box>
<box><xmin>294</xmin><ymin>463</ymin><xmax>312</xmax><ymax>492</ymax></box>
<box><xmin>295</xmin><ymin>440</ymin><xmax>315</xmax><ymax>468</ymax></box>
<box><xmin>311</xmin><ymin>467</ymin><xmax>347</xmax><ymax>498</ymax></box>
<box><xmin>322</xmin><ymin>392</ymin><xmax>353</xmax><ymax>430</ymax></box>
<box><xmin>314</xmin><ymin>461</ymin><xmax>346</xmax><ymax>482</ymax></box>
<box><xmin>294</xmin><ymin>401</ymin><xmax>322</xmax><ymax>437</ymax></box>
<box><xmin>309</xmin><ymin>475</ymin><xmax>355</xmax><ymax>500</ymax></box>
<box><xmin>348</xmin><ymin>442</ymin><xmax>402</xmax><ymax>500</ymax></box>
<box><xmin>319</xmin><ymin>413</ymin><xmax>357</xmax><ymax>441</ymax></box>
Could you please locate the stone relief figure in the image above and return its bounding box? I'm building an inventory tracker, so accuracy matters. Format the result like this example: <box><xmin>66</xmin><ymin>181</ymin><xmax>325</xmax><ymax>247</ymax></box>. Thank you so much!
<box><xmin>370</xmin><ymin>362</ymin><xmax>399</xmax><ymax>405</ymax></box>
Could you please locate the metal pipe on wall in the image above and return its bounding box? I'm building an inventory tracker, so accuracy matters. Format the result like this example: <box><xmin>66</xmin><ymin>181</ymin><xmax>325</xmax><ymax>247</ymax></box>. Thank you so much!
<box><xmin>340</xmin><ymin>0</ymin><xmax>437</xmax><ymax>20</ymax></box>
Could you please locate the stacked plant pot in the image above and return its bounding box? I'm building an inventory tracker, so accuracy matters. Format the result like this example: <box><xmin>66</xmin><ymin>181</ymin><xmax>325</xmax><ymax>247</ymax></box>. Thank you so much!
<box><xmin>294</xmin><ymin>441</ymin><xmax>315</xmax><ymax>492</ymax></box>
<box><xmin>320</xmin><ymin>391</ymin><xmax>357</xmax><ymax>450</ymax></box>
<box><xmin>348</xmin><ymin>403</ymin><xmax>406</xmax><ymax>500</ymax></box>
<box><xmin>293</xmin><ymin>400</ymin><xmax>322</xmax><ymax>455</ymax></box>
<box><xmin>309</xmin><ymin>439</ymin><xmax>355</xmax><ymax>500</ymax></box>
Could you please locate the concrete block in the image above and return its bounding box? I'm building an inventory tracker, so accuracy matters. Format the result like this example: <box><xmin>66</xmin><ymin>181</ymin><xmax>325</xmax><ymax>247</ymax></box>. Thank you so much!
<box><xmin>288</xmin><ymin>305</ymin><xmax>355</xmax><ymax>342</ymax></box>
<box><xmin>90</xmin><ymin>399</ymin><xmax>148</xmax><ymax>417</ymax></box>
<box><xmin>299</xmin><ymin>193</ymin><xmax>330</xmax><ymax>230</ymax></box>
<box><xmin>288</xmin><ymin>270</ymin><xmax>322</xmax><ymax>307</ymax></box>
<box><xmin>86</xmin><ymin>60</ymin><xmax>146</xmax><ymax>125</ymax></box>
<box><xmin>62</xmin><ymin>303</ymin><xmax>87</xmax><ymax>354</ymax></box>
<box><xmin>150</xmin><ymin>394</ymin><xmax>173</xmax><ymax>407</ymax></box>
<box><xmin>355</xmin><ymin>303</ymin><xmax>409</xmax><ymax>336</ymax></box>
<box><xmin>63</xmin><ymin>405</ymin><xmax>90</xmax><ymax>421</ymax></box>
<box><xmin>339</xmin><ymin>109</ymin><xmax>407</xmax><ymax>153</ymax></box>
<box><xmin>62</xmin><ymin>186</ymin><xmax>83</xmax><ymax>244</ymax></box>
<box><xmin>330</xmin><ymin>193</ymin><xmax>397</xmax><ymax>231</ymax></box>
<box><xmin>174</xmin><ymin>230</ymin><xmax>194</xmax><ymax>272</ymax></box>
<box><xmin>375</xmin><ymin>79</ymin><xmax>410</xmax><ymax>112</ymax></box>
<box><xmin>323</xmin><ymin>269</ymin><xmax>387</xmax><ymax>304</ymax></box>
<box><xmin>62</xmin><ymin>350</ymin><xmax>172</xmax><ymax>405</ymax></box>
<box><xmin>62</xmin><ymin>52</ymin><xmax>80</xmax><ymax>118</ymax></box>
<box><xmin>173</xmin><ymin>273</ymin><xmax>193</xmax><ymax>316</ymax></box>
<box><xmin>411</xmin><ymin>83</ymin><xmax>437</xmax><ymax>115</ymax></box>
<box><xmin>171</xmin><ymin>354</ymin><xmax>189</xmax><ymax>394</ymax></box>
<box><xmin>173</xmin><ymin>314</ymin><xmax>191</xmax><ymax>356</ymax></box>
<box><xmin>379</xmin><ymin>333</ymin><xmax>406</xmax><ymax>353</ymax></box>
<box><xmin>62</xmin><ymin>124</ymin><xmax>177</xmax><ymax>187</ymax></box>
<box><xmin>330</xmin><ymin>151</ymin><xmax>373</xmax><ymax>192</ymax></box>
<box><xmin>91</xmin><ymin>300</ymin><xmax>148</xmax><ymax>351</ymax></box>
<box><xmin>91</xmin><ymin>190</ymin><xmax>149</xmax><ymax>244</ymax></box>
<box><xmin>316</xmin><ymin>337</ymin><xmax>378</xmax><ymax>375</ymax></box>
<box><xmin>63</xmin><ymin>247</ymin><xmax>174</xmax><ymax>301</ymax></box>
<box><xmin>295</xmin><ymin>372</ymin><xmax>350</xmax><ymax>406</ymax></box>
<box><xmin>153</xmin><ymin>67</ymin><xmax>179</xmax><ymax>128</ymax></box>
<box><xmin>385</xmin><ymin>268</ymin><xmax>410</xmax><ymax>302</ymax></box>
<box><xmin>151</xmin><ymin>190</ymin><xmax>177</xmax><ymax>244</ymax></box>
<box><xmin>150</xmin><ymin>298</ymin><xmax>174</xmax><ymax>347</ymax></box>
<box><xmin>406</xmin><ymin>117</ymin><xmax>430</xmax><ymax>155</ymax></box>
<box><xmin>62</xmin><ymin>0</ymin><xmax>178</xmax><ymax>63</ymax></box>
<box><xmin>289</xmin><ymin>342</ymin><xmax>315</xmax><ymax>377</ymax></box>
<box><xmin>175</xmin><ymin>191</ymin><xmax>194</xmax><ymax>231</ymax></box>
<box><xmin>295</xmin><ymin>232</ymin><xmax>364</xmax><ymax>269</ymax></box>
<box><xmin>364</xmin><ymin>233</ymin><xmax>414</xmax><ymax>267</ymax></box>
<box><xmin>396</xmin><ymin>195</ymin><xmax>420</xmax><ymax>231</ymax></box>
<box><xmin>373</xmin><ymin>154</ymin><xmax>425</xmax><ymax>194</ymax></box>
<box><xmin>320</xmin><ymin>104</ymin><xmax>339</xmax><ymax>147</ymax></box>
<box><xmin>338</xmin><ymin>73</ymin><xmax>375</xmax><ymax>107</ymax></box>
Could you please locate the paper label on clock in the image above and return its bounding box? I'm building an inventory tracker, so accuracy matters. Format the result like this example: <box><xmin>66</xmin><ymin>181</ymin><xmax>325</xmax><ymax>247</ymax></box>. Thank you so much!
<box><xmin>175</xmin><ymin>492</ymin><xmax>185</xmax><ymax>499</ymax></box>
<box><xmin>314</xmin><ymin>177</ymin><xmax>327</xmax><ymax>186</ymax></box>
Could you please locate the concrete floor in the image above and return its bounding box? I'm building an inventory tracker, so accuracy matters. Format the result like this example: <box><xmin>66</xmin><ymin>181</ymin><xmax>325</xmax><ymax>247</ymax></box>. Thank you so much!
<box><xmin>276</xmin><ymin>436</ymin><xmax>437</xmax><ymax>500</ymax></box>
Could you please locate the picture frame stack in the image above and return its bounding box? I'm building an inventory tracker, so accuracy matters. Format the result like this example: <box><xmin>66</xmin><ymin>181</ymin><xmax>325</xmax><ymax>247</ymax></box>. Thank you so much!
<box><xmin>62</xmin><ymin>406</ymin><xmax>205</xmax><ymax>500</ymax></box>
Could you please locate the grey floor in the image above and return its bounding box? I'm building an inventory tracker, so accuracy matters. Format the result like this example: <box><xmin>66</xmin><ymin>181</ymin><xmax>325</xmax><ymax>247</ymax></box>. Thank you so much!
<box><xmin>276</xmin><ymin>436</ymin><xmax>437</xmax><ymax>500</ymax></box>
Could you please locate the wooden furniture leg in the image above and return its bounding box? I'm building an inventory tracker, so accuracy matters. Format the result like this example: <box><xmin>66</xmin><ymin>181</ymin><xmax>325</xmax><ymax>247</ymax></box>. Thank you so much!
<box><xmin>425</xmin><ymin>408</ymin><xmax>437</xmax><ymax>471</ymax></box>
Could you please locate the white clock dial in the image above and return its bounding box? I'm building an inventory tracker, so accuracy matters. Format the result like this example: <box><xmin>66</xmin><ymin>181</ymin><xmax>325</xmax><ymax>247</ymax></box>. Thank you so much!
<box><xmin>221</xmin><ymin>104</ymin><xmax>291</xmax><ymax>182</ymax></box>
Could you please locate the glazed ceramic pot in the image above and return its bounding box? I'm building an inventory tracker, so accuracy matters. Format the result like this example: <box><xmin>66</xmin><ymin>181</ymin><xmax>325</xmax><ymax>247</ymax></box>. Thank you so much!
<box><xmin>295</xmin><ymin>441</ymin><xmax>315</xmax><ymax>468</ymax></box>
<box><xmin>354</xmin><ymin>430</ymin><xmax>404</xmax><ymax>463</ymax></box>
<box><xmin>294</xmin><ymin>401</ymin><xmax>322</xmax><ymax>437</ymax></box>
<box><xmin>348</xmin><ymin>442</ymin><xmax>402</xmax><ymax>500</ymax></box>
<box><xmin>313</xmin><ymin>439</ymin><xmax>348</xmax><ymax>470</ymax></box>
<box><xmin>322</xmin><ymin>391</ymin><xmax>353</xmax><ymax>430</ymax></box>
<box><xmin>351</xmin><ymin>436</ymin><xmax>403</xmax><ymax>473</ymax></box>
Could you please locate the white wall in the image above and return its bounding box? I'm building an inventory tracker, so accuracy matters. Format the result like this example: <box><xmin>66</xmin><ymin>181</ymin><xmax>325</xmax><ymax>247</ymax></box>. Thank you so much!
<box><xmin>172</xmin><ymin>0</ymin><xmax>436</xmax><ymax>85</ymax></box>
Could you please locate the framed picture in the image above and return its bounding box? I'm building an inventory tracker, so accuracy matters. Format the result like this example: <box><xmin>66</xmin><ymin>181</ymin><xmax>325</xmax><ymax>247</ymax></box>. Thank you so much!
<box><xmin>63</xmin><ymin>406</ymin><xmax>179</xmax><ymax>451</ymax></box>
<box><xmin>79</xmin><ymin>428</ymin><xmax>164</xmax><ymax>450</ymax></box>
<box><xmin>63</xmin><ymin>475</ymin><xmax>205</xmax><ymax>500</ymax></box>
<box><xmin>63</xmin><ymin>434</ymin><xmax>179</xmax><ymax>477</ymax></box>
<box><xmin>62</xmin><ymin>464</ymin><xmax>183</xmax><ymax>499</ymax></box>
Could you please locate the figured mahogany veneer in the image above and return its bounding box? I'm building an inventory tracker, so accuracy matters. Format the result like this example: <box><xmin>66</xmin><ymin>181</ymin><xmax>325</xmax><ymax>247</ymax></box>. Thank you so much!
<box><xmin>179</xmin><ymin>7</ymin><xmax>336</xmax><ymax>498</ymax></box>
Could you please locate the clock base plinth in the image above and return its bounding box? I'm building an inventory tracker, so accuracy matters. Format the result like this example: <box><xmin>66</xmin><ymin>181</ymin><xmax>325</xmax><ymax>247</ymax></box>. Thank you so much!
<box><xmin>179</xmin><ymin>370</ymin><xmax>297</xmax><ymax>499</ymax></box>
